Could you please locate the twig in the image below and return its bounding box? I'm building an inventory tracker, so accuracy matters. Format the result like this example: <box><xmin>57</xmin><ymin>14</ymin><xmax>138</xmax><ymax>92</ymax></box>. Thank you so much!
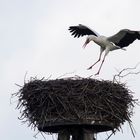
<box><xmin>113</xmin><ymin>62</ymin><xmax>140</xmax><ymax>83</ymax></box>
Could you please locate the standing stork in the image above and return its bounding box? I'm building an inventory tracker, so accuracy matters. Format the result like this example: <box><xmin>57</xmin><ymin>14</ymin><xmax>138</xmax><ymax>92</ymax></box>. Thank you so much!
<box><xmin>69</xmin><ymin>24</ymin><xmax>140</xmax><ymax>75</ymax></box>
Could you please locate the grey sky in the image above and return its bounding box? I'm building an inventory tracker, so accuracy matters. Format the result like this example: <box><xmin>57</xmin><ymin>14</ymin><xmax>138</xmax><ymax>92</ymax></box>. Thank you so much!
<box><xmin>1</xmin><ymin>0</ymin><xmax>140</xmax><ymax>139</ymax></box>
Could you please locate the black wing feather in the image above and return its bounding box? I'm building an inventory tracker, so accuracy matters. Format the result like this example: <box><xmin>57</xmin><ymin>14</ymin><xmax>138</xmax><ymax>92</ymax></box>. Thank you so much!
<box><xmin>69</xmin><ymin>24</ymin><xmax>98</xmax><ymax>38</ymax></box>
<box><xmin>108</xmin><ymin>29</ymin><xmax>140</xmax><ymax>48</ymax></box>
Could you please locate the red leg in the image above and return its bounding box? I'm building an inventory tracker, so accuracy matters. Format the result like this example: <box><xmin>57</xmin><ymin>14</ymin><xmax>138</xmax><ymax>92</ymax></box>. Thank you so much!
<box><xmin>87</xmin><ymin>47</ymin><xmax>104</xmax><ymax>70</ymax></box>
<box><xmin>95</xmin><ymin>48</ymin><xmax>110</xmax><ymax>75</ymax></box>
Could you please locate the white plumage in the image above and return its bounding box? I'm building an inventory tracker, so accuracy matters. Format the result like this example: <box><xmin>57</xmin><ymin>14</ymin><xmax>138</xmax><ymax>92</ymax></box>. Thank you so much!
<box><xmin>69</xmin><ymin>24</ymin><xmax>140</xmax><ymax>75</ymax></box>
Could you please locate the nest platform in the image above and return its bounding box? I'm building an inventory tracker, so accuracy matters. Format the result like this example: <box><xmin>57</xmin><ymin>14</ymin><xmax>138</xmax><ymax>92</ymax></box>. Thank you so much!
<box><xmin>15</xmin><ymin>77</ymin><xmax>135</xmax><ymax>133</ymax></box>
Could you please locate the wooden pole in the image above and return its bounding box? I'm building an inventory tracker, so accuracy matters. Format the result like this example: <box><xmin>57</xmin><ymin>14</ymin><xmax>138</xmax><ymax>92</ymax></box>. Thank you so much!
<box><xmin>58</xmin><ymin>129</ymin><xmax>70</xmax><ymax>140</ymax></box>
<box><xmin>58</xmin><ymin>128</ymin><xmax>96</xmax><ymax>140</ymax></box>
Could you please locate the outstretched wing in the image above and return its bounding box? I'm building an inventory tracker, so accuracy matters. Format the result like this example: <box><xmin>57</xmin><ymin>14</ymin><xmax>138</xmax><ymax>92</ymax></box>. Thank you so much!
<box><xmin>69</xmin><ymin>24</ymin><xmax>99</xmax><ymax>38</ymax></box>
<box><xmin>108</xmin><ymin>29</ymin><xmax>140</xmax><ymax>48</ymax></box>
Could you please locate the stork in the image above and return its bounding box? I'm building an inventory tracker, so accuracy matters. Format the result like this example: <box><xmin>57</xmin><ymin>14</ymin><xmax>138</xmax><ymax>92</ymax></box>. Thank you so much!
<box><xmin>69</xmin><ymin>24</ymin><xmax>140</xmax><ymax>75</ymax></box>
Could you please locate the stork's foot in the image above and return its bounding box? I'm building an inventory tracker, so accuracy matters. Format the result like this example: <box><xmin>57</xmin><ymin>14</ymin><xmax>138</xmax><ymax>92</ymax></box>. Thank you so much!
<box><xmin>95</xmin><ymin>72</ymin><xmax>99</xmax><ymax>75</ymax></box>
<box><xmin>87</xmin><ymin>66</ymin><xmax>93</xmax><ymax>70</ymax></box>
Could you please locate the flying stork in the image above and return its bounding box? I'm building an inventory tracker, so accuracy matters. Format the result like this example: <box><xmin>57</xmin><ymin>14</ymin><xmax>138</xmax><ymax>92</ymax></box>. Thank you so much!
<box><xmin>69</xmin><ymin>24</ymin><xmax>140</xmax><ymax>75</ymax></box>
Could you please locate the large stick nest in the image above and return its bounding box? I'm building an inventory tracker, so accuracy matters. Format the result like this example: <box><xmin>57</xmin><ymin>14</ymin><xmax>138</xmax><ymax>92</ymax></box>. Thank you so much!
<box><xmin>15</xmin><ymin>77</ymin><xmax>136</xmax><ymax>133</ymax></box>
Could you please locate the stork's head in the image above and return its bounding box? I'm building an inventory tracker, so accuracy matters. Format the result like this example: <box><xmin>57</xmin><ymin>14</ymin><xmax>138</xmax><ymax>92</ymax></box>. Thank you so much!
<box><xmin>82</xmin><ymin>35</ymin><xmax>95</xmax><ymax>48</ymax></box>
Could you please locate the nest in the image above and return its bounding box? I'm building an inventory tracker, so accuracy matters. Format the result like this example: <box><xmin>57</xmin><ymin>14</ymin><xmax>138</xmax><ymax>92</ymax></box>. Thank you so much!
<box><xmin>15</xmin><ymin>77</ymin><xmax>136</xmax><ymax>134</ymax></box>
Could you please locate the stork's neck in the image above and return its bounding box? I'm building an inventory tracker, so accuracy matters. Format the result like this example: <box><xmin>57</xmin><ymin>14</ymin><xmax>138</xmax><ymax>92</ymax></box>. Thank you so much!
<box><xmin>88</xmin><ymin>35</ymin><xmax>98</xmax><ymax>42</ymax></box>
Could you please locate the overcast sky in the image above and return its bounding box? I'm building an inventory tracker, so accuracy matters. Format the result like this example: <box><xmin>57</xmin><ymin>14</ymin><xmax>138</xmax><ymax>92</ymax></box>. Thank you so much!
<box><xmin>1</xmin><ymin>0</ymin><xmax>140</xmax><ymax>140</ymax></box>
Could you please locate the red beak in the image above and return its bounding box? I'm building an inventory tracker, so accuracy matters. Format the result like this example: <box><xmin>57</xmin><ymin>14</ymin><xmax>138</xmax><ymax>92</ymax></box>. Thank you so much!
<box><xmin>82</xmin><ymin>39</ymin><xmax>89</xmax><ymax>48</ymax></box>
